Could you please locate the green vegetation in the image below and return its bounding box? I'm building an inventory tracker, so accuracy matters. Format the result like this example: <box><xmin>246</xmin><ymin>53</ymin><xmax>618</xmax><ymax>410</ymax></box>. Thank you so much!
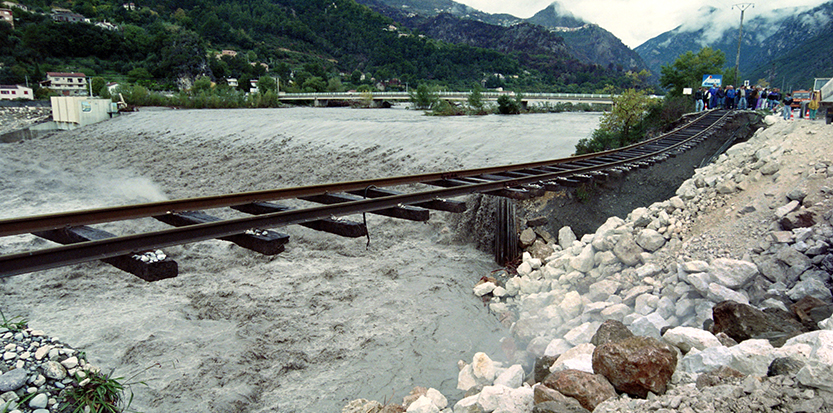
<box><xmin>0</xmin><ymin>0</ymin><xmax>640</xmax><ymax>106</ymax></box>
<box><xmin>410</xmin><ymin>84</ymin><xmax>439</xmax><ymax>110</ymax></box>
<box><xmin>467</xmin><ymin>86</ymin><xmax>485</xmax><ymax>114</ymax></box>
<box><xmin>61</xmin><ymin>369</ymin><xmax>134</xmax><ymax>413</ymax></box>
<box><xmin>575</xmin><ymin>89</ymin><xmax>653</xmax><ymax>154</ymax></box>
<box><xmin>575</xmin><ymin>48</ymin><xmax>725</xmax><ymax>155</ymax></box>
<box><xmin>496</xmin><ymin>94</ymin><xmax>523</xmax><ymax>114</ymax></box>
<box><xmin>660</xmin><ymin>47</ymin><xmax>727</xmax><ymax>97</ymax></box>
<box><xmin>0</xmin><ymin>310</ymin><xmax>27</xmax><ymax>332</ymax></box>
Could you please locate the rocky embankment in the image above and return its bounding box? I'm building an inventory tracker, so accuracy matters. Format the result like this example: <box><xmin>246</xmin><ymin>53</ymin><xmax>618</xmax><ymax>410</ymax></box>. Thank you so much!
<box><xmin>344</xmin><ymin>114</ymin><xmax>833</xmax><ymax>412</ymax></box>
<box><xmin>0</xmin><ymin>106</ymin><xmax>51</xmax><ymax>136</ymax></box>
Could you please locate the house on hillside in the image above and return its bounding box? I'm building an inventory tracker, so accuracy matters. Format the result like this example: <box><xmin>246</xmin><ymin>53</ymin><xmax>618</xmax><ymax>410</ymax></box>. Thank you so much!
<box><xmin>0</xmin><ymin>85</ymin><xmax>33</xmax><ymax>100</ymax></box>
<box><xmin>41</xmin><ymin>72</ymin><xmax>88</xmax><ymax>96</ymax></box>
<box><xmin>218</xmin><ymin>50</ymin><xmax>237</xmax><ymax>59</ymax></box>
<box><xmin>95</xmin><ymin>20</ymin><xmax>118</xmax><ymax>31</ymax></box>
<box><xmin>51</xmin><ymin>8</ymin><xmax>86</xmax><ymax>23</ymax></box>
<box><xmin>2</xmin><ymin>2</ymin><xmax>26</xmax><ymax>11</ymax></box>
<box><xmin>0</xmin><ymin>8</ymin><xmax>12</xmax><ymax>29</ymax></box>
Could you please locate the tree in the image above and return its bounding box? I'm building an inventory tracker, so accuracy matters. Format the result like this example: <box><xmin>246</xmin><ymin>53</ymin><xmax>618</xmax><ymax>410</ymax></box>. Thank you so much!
<box><xmin>467</xmin><ymin>85</ymin><xmax>484</xmax><ymax>113</ymax></box>
<box><xmin>90</xmin><ymin>77</ymin><xmax>106</xmax><ymax>97</ymax></box>
<box><xmin>410</xmin><ymin>84</ymin><xmax>438</xmax><ymax>110</ymax></box>
<box><xmin>660</xmin><ymin>47</ymin><xmax>726</xmax><ymax>97</ymax></box>
<box><xmin>598</xmin><ymin>89</ymin><xmax>651</xmax><ymax>143</ymax></box>
<box><xmin>192</xmin><ymin>75</ymin><xmax>212</xmax><ymax>94</ymax></box>
<box><xmin>327</xmin><ymin>77</ymin><xmax>343</xmax><ymax>92</ymax></box>
<box><xmin>257</xmin><ymin>75</ymin><xmax>277</xmax><ymax>93</ymax></box>
<box><xmin>302</xmin><ymin>76</ymin><xmax>326</xmax><ymax>92</ymax></box>
<box><xmin>350</xmin><ymin>70</ymin><xmax>363</xmax><ymax>85</ymax></box>
<box><xmin>496</xmin><ymin>95</ymin><xmax>520</xmax><ymax>114</ymax></box>
<box><xmin>127</xmin><ymin>68</ymin><xmax>152</xmax><ymax>83</ymax></box>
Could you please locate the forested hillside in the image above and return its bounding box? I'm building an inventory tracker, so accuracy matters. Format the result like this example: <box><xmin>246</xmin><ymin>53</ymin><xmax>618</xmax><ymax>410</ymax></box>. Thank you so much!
<box><xmin>635</xmin><ymin>1</ymin><xmax>833</xmax><ymax>90</ymax></box>
<box><xmin>0</xmin><ymin>0</ymin><xmax>637</xmax><ymax>95</ymax></box>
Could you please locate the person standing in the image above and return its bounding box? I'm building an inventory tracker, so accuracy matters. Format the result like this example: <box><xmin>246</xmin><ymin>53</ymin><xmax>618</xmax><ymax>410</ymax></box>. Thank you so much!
<box><xmin>808</xmin><ymin>91</ymin><xmax>821</xmax><ymax>120</ymax></box>
<box><xmin>738</xmin><ymin>86</ymin><xmax>748</xmax><ymax>110</ymax></box>
<box><xmin>716</xmin><ymin>86</ymin><xmax>726</xmax><ymax>109</ymax></box>
<box><xmin>769</xmin><ymin>89</ymin><xmax>781</xmax><ymax>111</ymax></box>
<box><xmin>708</xmin><ymin>84</ymin><xmax>719</xmax><ymax>110</ymax></box>
<box><xmin>725</xmin><ymin>86</ymin><xmax>736</xmax><ymax>110</ymax></box>
<box><xmin>694</xmin><ymin>87</ymin><xmax>704</xmax><ymax>112</ymax></box>
<box><xmin>782</xmin><ymin>93</ymin><xmax>794</xmax><ymax>120</ymax></box>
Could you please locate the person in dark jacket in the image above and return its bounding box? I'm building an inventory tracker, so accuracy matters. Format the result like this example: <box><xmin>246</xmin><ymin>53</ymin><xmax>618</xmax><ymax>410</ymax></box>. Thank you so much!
<box><xmin>708</xmin><ymin>85</ymin><xmax>719</xmax><ymax>109</ymax></box>
<box><xmin>782</xmin><ymin>93</ymin><xmax>794</xmax><ymax>120</ymax></box>
<box><xmin>725</xmin><ymin>86</ymin><xmax>736</xmax><ymax>110</ymax></box>
<box><xmin>694</xmin><ymin>88</ymin><xmax>704</xmax><ymax>112</ymax></box>
<box><xmin>716</xmin><ymin>87</ymin><xmax>726</xmax><ymax>109</ymax></box>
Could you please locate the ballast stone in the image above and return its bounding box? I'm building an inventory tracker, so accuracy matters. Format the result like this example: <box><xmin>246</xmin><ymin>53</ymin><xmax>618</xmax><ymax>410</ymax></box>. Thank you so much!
<box><xmin>0</xmin><ymin>368</ymin><xmax>28</xmax><ymax>392</ymax></box>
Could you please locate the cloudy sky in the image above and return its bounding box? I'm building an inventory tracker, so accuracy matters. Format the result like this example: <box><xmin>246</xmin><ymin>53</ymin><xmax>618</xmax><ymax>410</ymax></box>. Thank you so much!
<box><xmin>453</xmin><ymin>0</ymin><xmax>829</xmax><ymax>48</ymax></box>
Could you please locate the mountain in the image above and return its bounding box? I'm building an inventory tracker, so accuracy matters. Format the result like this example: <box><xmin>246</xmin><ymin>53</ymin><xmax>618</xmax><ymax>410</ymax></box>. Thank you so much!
<box><xmin>356</xmin><ymin>0</ymin><xmax>649</xmax><ymax>72</ymax></box>
<box><xmin>0</xmin><ymin>0</ymin><xmax>634</xmax><ymax>93</ymax></box>
<box><xmin>635</xmin><ymin>1</ymin><xmax>833</xmax><ymax>90</ymax></box>
<box><xmin>528</xmin><ymin>5</ymin><xmax>645</xmax><ymax>71</ymax></box>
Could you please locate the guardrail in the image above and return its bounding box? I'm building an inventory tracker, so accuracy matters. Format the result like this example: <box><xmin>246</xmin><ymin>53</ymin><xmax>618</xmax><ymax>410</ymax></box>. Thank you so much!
<box><xmin>277</xmin><ymin>91</ymin><xmax>621</xmax><ymax>101</ymax></box>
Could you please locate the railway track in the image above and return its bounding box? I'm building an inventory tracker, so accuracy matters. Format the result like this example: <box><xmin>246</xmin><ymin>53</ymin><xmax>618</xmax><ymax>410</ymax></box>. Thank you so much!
<box><xmin>0</xmin><ymin>110</ymin><xmax>735</xmax><ymax>280</ymax></box>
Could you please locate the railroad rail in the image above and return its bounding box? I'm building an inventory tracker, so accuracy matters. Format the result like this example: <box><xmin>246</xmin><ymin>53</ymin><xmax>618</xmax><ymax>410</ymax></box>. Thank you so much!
<box><xmin>0</xmin><ymin>110</ymin><xmax>735</xmax><ymax>280</ymax></box>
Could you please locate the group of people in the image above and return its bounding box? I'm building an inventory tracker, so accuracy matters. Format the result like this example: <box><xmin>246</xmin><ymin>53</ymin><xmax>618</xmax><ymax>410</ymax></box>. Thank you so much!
<box><xmin>694</xmin><ymin>85</ymin><xmax>824</xmax><ymax>121</ymax></box>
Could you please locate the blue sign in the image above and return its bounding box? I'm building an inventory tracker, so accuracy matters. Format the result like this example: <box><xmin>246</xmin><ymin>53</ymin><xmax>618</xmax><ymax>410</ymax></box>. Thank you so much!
<box><xmin>702</xmin><ymin>74</ymin><xmax>723</xmax><ymax>87</ymax></box>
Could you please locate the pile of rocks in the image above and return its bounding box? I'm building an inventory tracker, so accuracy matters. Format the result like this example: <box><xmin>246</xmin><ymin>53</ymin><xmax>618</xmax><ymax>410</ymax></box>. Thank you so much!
<box><xmin>343</xmin><ymin>115</ymin><xmax>833</xmax><ymax>412</ymax></box>
<box><xmin>0</xmin><ymin>326</ymin><xmax>100</xmax><ymax>413</ymax></box>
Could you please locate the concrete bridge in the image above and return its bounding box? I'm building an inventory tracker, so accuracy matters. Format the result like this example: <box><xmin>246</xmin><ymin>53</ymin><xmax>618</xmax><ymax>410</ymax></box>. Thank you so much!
<box><xmin>277</xmin><ymin>91</ymin><xmax>616</xmax><ymax>107</ymax></box>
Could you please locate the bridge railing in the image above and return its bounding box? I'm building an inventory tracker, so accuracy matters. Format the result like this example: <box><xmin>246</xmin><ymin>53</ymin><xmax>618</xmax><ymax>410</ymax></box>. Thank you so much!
<box><xmin>277</xmin><ymin>91</ymin><xmax>618</xmax><ymax>101</ymax></box>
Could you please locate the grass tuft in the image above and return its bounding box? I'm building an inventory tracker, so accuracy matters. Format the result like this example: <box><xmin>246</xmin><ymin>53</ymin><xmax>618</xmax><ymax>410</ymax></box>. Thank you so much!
<box><xmin>0</xmin><ymin>310</ymin><xmax>27</xmax><ymax>332</ymax></box>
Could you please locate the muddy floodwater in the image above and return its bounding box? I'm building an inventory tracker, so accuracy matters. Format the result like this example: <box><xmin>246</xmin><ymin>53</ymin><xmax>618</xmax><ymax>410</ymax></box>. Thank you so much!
<box><xmin>0</xmin><ymin>107</ymin><xmax>600</xmax><ymax>412</ymax></box>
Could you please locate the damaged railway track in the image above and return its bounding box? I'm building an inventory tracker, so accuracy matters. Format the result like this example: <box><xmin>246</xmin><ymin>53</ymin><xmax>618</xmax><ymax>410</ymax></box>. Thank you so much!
<box><xmin>0</xmin><ymin>110</ymin><xmax>735</xmax><ymax>280</ymax></box>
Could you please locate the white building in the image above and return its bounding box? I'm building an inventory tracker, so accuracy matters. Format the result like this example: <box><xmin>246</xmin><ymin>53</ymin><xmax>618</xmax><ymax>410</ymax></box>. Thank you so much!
<box><xmin>0</xmin><ymin>8</ymin><xmax>12</xmax><ymax>28</ymax></box>
<box><xmin>0</xmin><ymin>84</ymin><xmax>33</xmax><ymax>100</ymax></box>
<box><xmin>42</xmin><ymin>72</ymin><xmax>88</xmax><ymax>96</ymax></box>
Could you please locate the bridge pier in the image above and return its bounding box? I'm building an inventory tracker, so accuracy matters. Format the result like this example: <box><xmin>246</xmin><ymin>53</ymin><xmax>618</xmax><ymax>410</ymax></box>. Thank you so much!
<box><xmin>314</xmin><ymin>98</ymin><xmax>328</xmax><ymax>107</ymax></box>
<box><xmin>370</xmin><ymin>100</ymin><xmax>392</xmax><ymax>108</ymax></box>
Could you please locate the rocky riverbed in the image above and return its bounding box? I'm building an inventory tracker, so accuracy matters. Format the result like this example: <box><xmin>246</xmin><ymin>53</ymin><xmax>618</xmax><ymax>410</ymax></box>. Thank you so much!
<box><xmin>344</xmin><ymin>114</ymin><xmax>833</xmax><ymax>412</ymax></box>
<box><xmin>0</xmin><ymin>106</ymin><xmax>51</xmax><ymax>136</ymax></box>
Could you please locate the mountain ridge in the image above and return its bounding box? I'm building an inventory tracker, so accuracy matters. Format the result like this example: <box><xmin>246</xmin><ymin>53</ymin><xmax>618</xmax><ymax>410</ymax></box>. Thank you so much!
<box><xmin>355</xmin><ymin>0</ymin><xmax>650</xmax><ymax>73</ymax></box>
<box><xmin>635</xmin><ymin>1</ymin><xmax>833</xmax><ymax>89</ymax></box>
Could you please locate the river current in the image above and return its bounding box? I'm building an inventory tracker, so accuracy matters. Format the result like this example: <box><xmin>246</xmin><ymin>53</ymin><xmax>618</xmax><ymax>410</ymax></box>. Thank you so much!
<box><xmin>0</xmin><ymin>106</ymin><xmax>601</xmax><ymax>412</ymax></box>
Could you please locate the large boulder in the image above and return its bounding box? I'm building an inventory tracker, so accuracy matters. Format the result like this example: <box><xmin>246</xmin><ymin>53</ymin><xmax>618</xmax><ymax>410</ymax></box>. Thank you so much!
<box><xmin>593</xmin><ymin>336</ymin><xmax>677</xmax><ymax>398</ymax></box>
<box><xmin>612</xmin><ymin>234</ymin><xmax>642</xmax><ymax>267</ymax></box>
<box><xmin>709</xmin><ymin>258</ymin><xmax>758</xmax><ymax>289</ymax></box>
<box><xmin>558</xmin><ymin>226</ymin><xmax>577</xmax><ymax>250</ymax></box>
<box><xmin>662</xmin><ymin>326</ymin><xmax>722</xmax><ymax>353</ymax></box>
<box><xmin>592</xmin><ymin>336</ymin><xmax>677</xmax><ymax>398</ymax></box>
<box><xmin>712</xmin><ymin>301</ymin><xmax>805</xmax><ymax>346</ymax></box>
<box><xmin>550</xmin><ymin>343</ymin><xmax>595</xmax><ymax>374</ymax></box>
<box><xmin>635</xmin><ymin>228</ymin><xmax>665</xmax><ymax>252</ymax></box>
<box><xmin>541</xmin><ymin>369</ymin><xmax>616</xmax><ymax>412</ymax></box>
<box><xmin>681</xmin><ymin>339</ymin><xmax>776</xmax><ymax>376</ymax></box>
<box><xmin>532</xmin><ymin>384</ymin><xmax>590</xmax><ymax>413</ymax></box>
<box><xmin>591</xmin><ymin>320</ymin><xmax>634</xmax><ymax>347</ymax></box>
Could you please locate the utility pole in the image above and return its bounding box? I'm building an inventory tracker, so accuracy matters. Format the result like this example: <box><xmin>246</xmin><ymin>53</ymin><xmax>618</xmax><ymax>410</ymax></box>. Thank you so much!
<box><xmin>733</xmin><ymin>3</ymin><xmax>754</xmax><ymax>85</ymax></box>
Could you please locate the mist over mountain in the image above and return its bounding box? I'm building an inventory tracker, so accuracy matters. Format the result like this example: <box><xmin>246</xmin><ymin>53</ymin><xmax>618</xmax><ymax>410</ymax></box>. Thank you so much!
<box><xmin>356</xmin><ymin>0</ymin><xmax>649</xmax><ymax>73</ymax></box>
<box><xmin>635</xmin><ymin>1</ymin><xmax>833</xmax><ymax>90</ymax></box>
